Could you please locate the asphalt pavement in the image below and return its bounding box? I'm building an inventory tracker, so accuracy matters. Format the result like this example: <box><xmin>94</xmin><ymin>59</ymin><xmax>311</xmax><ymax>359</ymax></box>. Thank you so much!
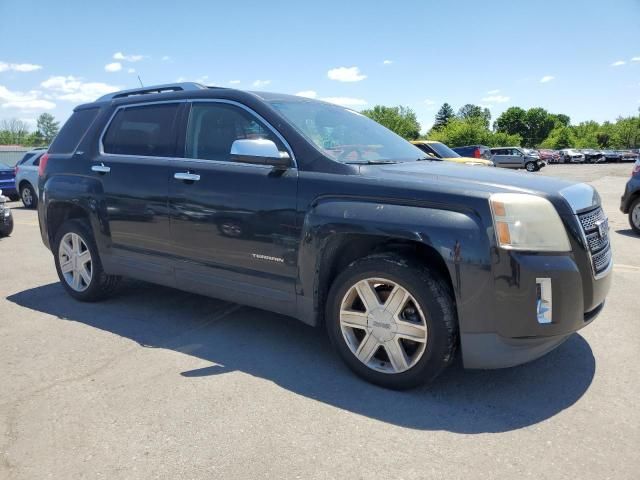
<box><xmin>1</xmin><ymin>163</ymin><xmax>638</xmax><ymax>479</ymax></box>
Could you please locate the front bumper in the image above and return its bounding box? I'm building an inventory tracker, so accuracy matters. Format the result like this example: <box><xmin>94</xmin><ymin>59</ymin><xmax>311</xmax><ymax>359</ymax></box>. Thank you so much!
<box><xmin>461</xmin><ymin>248</ymin><xmax>611</xmax><ymax>369</ymax></box>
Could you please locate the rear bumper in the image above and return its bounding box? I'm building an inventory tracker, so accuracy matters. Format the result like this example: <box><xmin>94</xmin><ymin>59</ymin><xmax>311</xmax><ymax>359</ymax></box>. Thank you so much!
<box><xmin>0</xmin><ymin>181</ymin><xmax>17</xmax><ymax>196</ymax></box>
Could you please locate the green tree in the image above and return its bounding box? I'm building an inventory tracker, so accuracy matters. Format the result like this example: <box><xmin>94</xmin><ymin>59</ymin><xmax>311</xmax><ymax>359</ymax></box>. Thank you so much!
<box><xmin>523</xmin><ymin>108</ymin><xmax>556</xmax><ymax>147</ymax></box>
<box><xmin>361</xmin><ymin>105</ymin><xmax>421</xmax><ymax>140</ymax></box>
<box><xmin>494</xmin><ymin>107</ymin><xmax>527</xmax><ymax>137</ymax></box>
<box><xmin>428</xmin><ymin>117</ymin><xmax>521</xmax><ymax>148</ymax></box>
<box><xmin>540</xmin><ymin>126</ymin><xmax>576</xmax><ymax>150</ymax></box>
<box><xmin>0</xmin><ymin>119</ymin><xmax>30</xmax><ymax>145</ymax></box>
<box><xmin>433</xmin><ymin>103</ymin><xmax>455</xmax><ymax>130</ymax></box>
<box><xmin>457</xmin><ymin>104</ymin><xmax>490</xmax><ymax>129</ymax></box>
<box><xmin>36</xmin><ymin>113</ymin><xmax>59</xmax><ymax>144</ymax></box>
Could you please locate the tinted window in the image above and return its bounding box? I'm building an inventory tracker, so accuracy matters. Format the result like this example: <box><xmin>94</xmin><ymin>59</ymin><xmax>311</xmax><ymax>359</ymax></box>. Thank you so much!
<box><xmin>103</xmin><ymin>103</ymin><xmax>179</xmax><ymax>157</ymax></box>
<box><xmin>18</xmin><ymin>153</ymin><xmax>36</xmax><ymax>165</ymax></box>
<box><xmin>185</xmin><ymin>103</ymin><xmax>284</xmax><ymax>162</ymax></box>
<box><xmin>32</xmin><ymin>153</ymin><xmax>44</xmax><ymax>166</ymax></box>
<box><xmin>49</xmin><ymin>108</ymin><xmax>99</xmax><ymax>154</ymax></box>
<box><xmin>427</xmin><ymin>142</ymin><xmax>461</xmax><ymax>158</ymax></box>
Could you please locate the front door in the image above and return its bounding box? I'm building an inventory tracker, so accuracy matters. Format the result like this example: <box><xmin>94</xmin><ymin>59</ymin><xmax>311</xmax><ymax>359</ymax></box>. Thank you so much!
<box><xmin>167</xmin><ymin>101</ymin><xmax>299</xmax><ymax>314</ymax></box>
<box><xmin>95</xmin><ymin>102</ymin><xmax>181</xmax><ymax>279</ymax></box>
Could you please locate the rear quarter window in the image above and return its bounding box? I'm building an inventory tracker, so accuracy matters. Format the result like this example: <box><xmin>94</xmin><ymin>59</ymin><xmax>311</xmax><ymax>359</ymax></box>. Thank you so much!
<box><xmin>49</xmin><ymin>108</ymin><xmax>100</xmax><ymax>154</ymax></box>
<box><xmin>102</xmin><ymin>103</ymin><xmax>180</xmax><ymax>157</ymax></box>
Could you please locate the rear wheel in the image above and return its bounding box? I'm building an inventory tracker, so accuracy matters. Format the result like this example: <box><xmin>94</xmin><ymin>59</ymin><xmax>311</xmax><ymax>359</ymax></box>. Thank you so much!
<box><xmin>53</xmin><ymin>220</ymin><xmax>120</xmax><ymax>301</ymax></box>
<box><xmin>325</xmin><ymin>254</ymin><xmax>457</xmax><ymax>389</ymax></box>
<box><xmin>629</xmin><ymin>197</ymin><xmax>640</xmax><ymax>234</ymax></box>
<box><xmin>20</xmin><ymin>183</ymin><xmax>37</xmax><ymax>209</ymax></box>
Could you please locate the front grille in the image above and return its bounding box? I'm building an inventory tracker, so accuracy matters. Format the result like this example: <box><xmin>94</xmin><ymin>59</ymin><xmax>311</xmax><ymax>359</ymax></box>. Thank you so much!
<box><xmin>577</xmin><ymin>207</ymin><xmax>611</xmax><ymax>276</ymax></box>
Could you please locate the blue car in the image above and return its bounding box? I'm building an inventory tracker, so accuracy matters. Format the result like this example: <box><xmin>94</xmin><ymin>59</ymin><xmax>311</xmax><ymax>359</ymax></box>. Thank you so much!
<box><xmin>0</xmin><ymin>160</ymin><xmax>18</xmax><ymax>201</ymax></box>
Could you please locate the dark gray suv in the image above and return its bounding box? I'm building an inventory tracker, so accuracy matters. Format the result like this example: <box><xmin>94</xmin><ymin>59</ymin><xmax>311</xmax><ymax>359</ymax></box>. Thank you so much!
<box><xmin>620</xmin><ymin>159</ymin><xmax>640</xmax><ymax>233</ymax></box>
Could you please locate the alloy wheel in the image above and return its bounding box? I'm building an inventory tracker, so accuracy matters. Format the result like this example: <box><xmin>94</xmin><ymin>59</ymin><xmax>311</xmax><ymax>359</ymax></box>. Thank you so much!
<box><xmin>339</xmin><ymin>277</ymin><xmax>428</xmax><ymax>374</ymax></box>
<box><xmin>21</xmin><ymin>187</ymin><xmax>32</xmax><ymax>206</ymax></box>
<box><xmin>58</xmin><ymin>232</ymin><xmax>93</xmax><ymax>292</ymax></box>
<box><xmin>632</xmin><ymin>202</ymin><xmax>640</xmax><ymax>230</ymax></box>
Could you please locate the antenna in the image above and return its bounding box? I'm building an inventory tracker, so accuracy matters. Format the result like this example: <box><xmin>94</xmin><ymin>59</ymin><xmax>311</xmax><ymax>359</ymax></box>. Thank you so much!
<box><xmin>137</xmin><ymin>75</ymin><xmax>144</xmax><ymax>87</ymax></box>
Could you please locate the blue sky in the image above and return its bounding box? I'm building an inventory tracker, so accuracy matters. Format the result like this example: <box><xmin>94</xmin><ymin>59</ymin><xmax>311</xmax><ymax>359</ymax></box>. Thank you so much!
<box><xmin>0</xmin><ymin>0</ymin><xmax>639</xmax><ymax>132</ymax></box>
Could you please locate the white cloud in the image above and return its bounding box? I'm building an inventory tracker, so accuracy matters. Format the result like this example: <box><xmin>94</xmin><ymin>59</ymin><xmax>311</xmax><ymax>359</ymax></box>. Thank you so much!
<box><xmin>481</xmin><ymin>94</ymin><xmax>510</xmax><ymax>103</ymax></box>
<box><xmin>486</xmin><ymin>89</ymin><xmax>500</xmax><ymax>95</ymax></box>
<box><xmin>321</xmin><ymin>97</ymin><xmax>367</xmax><ymax>107</ymax></box>
<box><xmin>113</xmin><ymin>52</ymin><xmax>144</xmax><ymax>62</ymax></box>
<box><xmin>327</xmin><ymin>66</ymin><xmax>367</xmax><ymax>82</ymax></box>
<box><xmin>104</xmin><ymin>62</ymin><xmax>122</xmax><ymax>72</ymax></box>
<box><xmin>540</xmin><ymin>75</ymin><xmax>555</xmax><ymax>83</ymax></box>
<box><xmin>0</xmin><ymin>61</ymin><xmax>43</xmax><ymax>73</ymax></box>
<box><xmin>229</xmin><ymin>80</ymin><xmax>241</xmax><ymax>85</ymax></box>
<box><xmin>41</xmin><ymin>76</ymin><xmax>119</xmax><ymax>103</ymax></box>
<box><xmin>382</xmin><ymin>60</ymin><xmax>393</xmax><ymax>65</ymax></box>
<box><xmin>127</xmin><ymin>68</ymin><xmax>136</xmax><ymax>74</ymax></box>
<box><xmin>0</xmin><ymin>85</ymin><xmax>55</xmax><ymax>110</ymax></box>
<box><xmin>295</xmin><ymin>90</ymin><xmax>318</xmax><ymax>99</ymax></box>
<box><xmin>423</xmin><ymin>98</ymin><xmax>435</xmax><ymax>105</ymax></box>
<box><xmin>611</xmin><ymin>60</ymin><xmax>626</xmax><ymax>67</ymax></box>
<box><xmin>630</xmin><ymin>56</ymin><xmax>640</xmax><ymax>62</ymax></box>
<box><xmin>252</xmin><ymin>79</ymin><xmax>271</xmax><ymax>88</ymax></box>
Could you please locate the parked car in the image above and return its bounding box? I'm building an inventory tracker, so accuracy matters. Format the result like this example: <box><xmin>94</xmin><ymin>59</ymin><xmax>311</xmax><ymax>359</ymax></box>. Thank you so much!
<box><xmin>538</xmin><ymin>149</ymin><xmax>561</xmax><ymax>163</ymax></box>
<box><xmin>15</xmin><ymin>148</ymin><xmax>47</xmax><ymax>209</ymax></box>
<box><xmin>38</xmin><ymin>82</ymin><xmax>612</xmax><ymax>389</ymax></box>
<box><xmin>620</xmin><ymin>159</ymin><xmax>640</xmax><ymax>234</ymax></box>
<box><xmin>581</xmin><ymin>149</ymin><xmax>606</xmax><ymax>163</ymax></box>
<box><xmin>411</xmin><ymin>141</ymin><xmax>494</xmax><ymax>166</ymax></box>
<box><xmin>619</xmin><ymin>150</ymin><xmax>638</xmax><ymax>162</ymax></box>
<box><xmin>559</xmin><ymin>149</ymin><xmax>585</xmax><ymax>163</ymax></box>
<box><xmin>0</xmin><ymin>161</ymin><xmax>18</xmax><ymax>201</ymax></box>
<box><xmin>601</xmin><ymin>150</ymin><xmax>622</xmax><ymax>162</ymax></box>
<box><xmin>0</xmin><ymin>190</ymin><xmax>14</xmax><ymax>237</ymax></box>
<box><xmin>489</xmin><ymin>147</ymin><xmax>546</xmax><ymax>171</ymax></box>
<box><xmin>450</xmin><ymin>145</ymin><xmax>493</xmax><ymax>160</ymax></box>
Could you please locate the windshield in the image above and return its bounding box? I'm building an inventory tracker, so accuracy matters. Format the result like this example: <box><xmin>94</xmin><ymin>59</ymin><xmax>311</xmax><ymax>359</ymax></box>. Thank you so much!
<box><xmin>268</xmin><ymin>99</ymin><xmax>425</xmax><ymax>163</ymax></box>
<box><xmin>426</xmin><ymin>142</ymin><xmax>460</xmax><ymax>158</ymax></box>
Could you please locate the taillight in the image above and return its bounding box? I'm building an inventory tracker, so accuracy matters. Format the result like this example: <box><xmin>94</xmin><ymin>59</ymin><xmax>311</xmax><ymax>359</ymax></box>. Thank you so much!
<box><xmin>474</xmin><ymin>148</ymin><xmax>481</xmax><ymax>158</ymax></box>
<box><xmin>38</xmin><ymin>153</ymin><xmax>49</xmax><ymax>176</ymax></box>
<box><xmin>14</xmin><ymin>165</ymin><xmax>18</xmax><ymax>175</ymax></box>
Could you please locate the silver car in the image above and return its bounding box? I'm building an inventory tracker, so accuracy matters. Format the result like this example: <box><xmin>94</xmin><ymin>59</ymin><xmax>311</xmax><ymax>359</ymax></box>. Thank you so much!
<box><xmin>489</xmin><ymin>147</ymin><xmax>546</xmax><ymax>171</ymax></box>
<box><xmin>14</xmin><ymin>148</ymin><xmax>46</xmax><ymax>209</ymax></box>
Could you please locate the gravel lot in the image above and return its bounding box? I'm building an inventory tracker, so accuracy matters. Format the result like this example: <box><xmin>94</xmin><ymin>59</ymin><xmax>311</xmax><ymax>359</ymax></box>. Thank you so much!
<box><xmin>1</xmin><ymin>163</ymin><xmax>638</xmax><ymax>479</ymax></box>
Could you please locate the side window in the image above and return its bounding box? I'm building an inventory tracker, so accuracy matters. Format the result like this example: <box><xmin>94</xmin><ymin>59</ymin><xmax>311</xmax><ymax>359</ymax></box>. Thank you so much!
<box><xmin>185</xmin><ymin>103</ymin><xmax>285</xmax><ymax>162</ymax></box>
<box><xmin>493</xmin><ymin>149</ymin><xmax>503</xmax><ymax>156</ymax></box>
<box><xmin>49</xmin><ymin>108</ymin><xmax>99</xmax><ymax>154</ymax></box>
<box><xmin>102</xmin><ymin>103</ymin><xmax>179</xmax><ymax>157</ymax></box>
<box><xmin>33</xmin><ymin>154</ymin><xmax>42</xmax><ymax>166</ymax></box>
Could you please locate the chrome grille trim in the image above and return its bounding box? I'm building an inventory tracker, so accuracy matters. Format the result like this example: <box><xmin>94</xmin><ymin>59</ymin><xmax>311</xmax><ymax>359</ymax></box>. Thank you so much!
<box><xmin>577</xmin><ymin>206</ymin><xmax>612</xmax><ymax>278</ymax></box>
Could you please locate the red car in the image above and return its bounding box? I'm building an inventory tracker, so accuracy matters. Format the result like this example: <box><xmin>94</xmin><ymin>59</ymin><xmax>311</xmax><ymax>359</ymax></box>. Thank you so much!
<box><xmin>538</xmin><ymin>149</ymin><xmax>561</xmax><ymax>163</ymax></box>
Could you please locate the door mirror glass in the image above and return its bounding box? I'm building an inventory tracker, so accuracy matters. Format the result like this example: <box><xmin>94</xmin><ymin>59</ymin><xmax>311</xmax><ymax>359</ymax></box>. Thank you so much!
<box><xmin>230</xmin><ymin>139</ymin><xmax>291</xmax><ymax>168</ymax></box>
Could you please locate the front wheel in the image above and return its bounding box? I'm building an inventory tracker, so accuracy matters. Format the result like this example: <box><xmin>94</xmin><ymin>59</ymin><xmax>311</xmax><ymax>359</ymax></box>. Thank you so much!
<box><xmin>53</xmin><ymin>220</ymin><xmax>120</xmax><ymax>301</ymax></box>
<box><xmin>525</xmin><ymin>161</ymin><xmax>537</xmax><ymax>172</ymax></box>
<box><xmin>629</xmin><ymin>197</ymin><xmax>640</xmax><ymax>235</ymax></box>
<box><xmin>325</xmin><ymin>254</ymin><xmax>458</xmax><ymax>389</ymax></box>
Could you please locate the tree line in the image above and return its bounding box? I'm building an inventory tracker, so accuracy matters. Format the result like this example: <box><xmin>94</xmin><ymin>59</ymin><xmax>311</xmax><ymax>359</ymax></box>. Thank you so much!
<box><xmin>0</xmin><ymin>113</ymin><xmax>59</xmax><ymax>146</ymax></box>
<box><xmin>362</xmin><ymin>104</ymin><xmax>640</xmax><ymax>150</ymax></box>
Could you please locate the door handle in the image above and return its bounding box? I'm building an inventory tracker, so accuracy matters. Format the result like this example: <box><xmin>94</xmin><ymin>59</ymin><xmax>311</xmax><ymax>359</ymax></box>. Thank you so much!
<box><xmin>91</xmin><ymin>163</ymin><xmax>110</xmax><ymax>174</ymax></box>
<box><xmin>174</xmin><ymin>172</ymin><xmax>200</xmax><ymax>182</ymax></box>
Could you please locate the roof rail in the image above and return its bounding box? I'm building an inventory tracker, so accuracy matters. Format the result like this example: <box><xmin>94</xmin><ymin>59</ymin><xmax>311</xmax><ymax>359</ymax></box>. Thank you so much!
<box><xmin>96</xmin><ymin>82</ymin><xmax>207</xmax><ymax>102</ymax></box>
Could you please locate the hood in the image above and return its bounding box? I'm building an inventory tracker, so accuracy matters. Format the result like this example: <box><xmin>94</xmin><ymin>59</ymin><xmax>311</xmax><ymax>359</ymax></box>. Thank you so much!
<box><xmin>358</xmin><ymin>160</ymin><xmax>579</xmax><ymax>210</ymax></box>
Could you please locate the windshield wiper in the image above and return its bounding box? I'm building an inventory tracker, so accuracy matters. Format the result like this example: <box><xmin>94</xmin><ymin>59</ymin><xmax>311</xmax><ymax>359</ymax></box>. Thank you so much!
<box><xmin>344</xmin><ymin>160</ymin><xmax>398</xmax><ymax>165</ymax></box>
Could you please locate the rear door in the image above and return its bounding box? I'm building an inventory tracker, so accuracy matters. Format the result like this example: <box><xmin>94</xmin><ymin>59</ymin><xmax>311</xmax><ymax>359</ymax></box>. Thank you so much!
<box><xmin>95</xmin><ymin>102</ymin><xmax>181</xmax><ymax>280</ymax></box>
<box><xmin>491</xmin><ymin>149</ymin><xmax>511</xmax><ymax>167</ymax></box>
<box><xmin>167</xmin><ymin>100</ymin><xmax>299</xmax><ymax>315</ymax></box>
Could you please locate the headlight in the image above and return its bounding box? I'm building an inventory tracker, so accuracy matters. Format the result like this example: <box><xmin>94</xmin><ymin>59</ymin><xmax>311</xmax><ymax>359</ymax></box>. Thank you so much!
<box><xmin>489</xmin><ymin>193</ymin><xmax>571</xmax><ymax>252</ymax></box>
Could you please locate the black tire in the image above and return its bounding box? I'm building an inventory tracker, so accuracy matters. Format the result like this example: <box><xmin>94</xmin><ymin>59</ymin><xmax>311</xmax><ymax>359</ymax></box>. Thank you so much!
<box><xmin>525</xmin><ymin>162</ymin><xmax>537</xmax><ymax>172</ymax></box>
<box><xmin>53</xmin><ymin>219</ymin><xmax>120</xmax><ymax>301</ymax></box>
<box><xmin>325</xmin><ymin>254</ymin><xmax>458</xmax><ymax>390</ymax></box>
<box><xmin>20</xmin><ymin>183</ymin><xmax>37</xmax><ymax>209</ymax></box>
<box><xmin>0</xmin><ymin>214</ymin><xmax>13</xmax><ymax>237</ymax></box>
<box><xmin>629</xmin><ymin>197</ymin><xmax>640</xmax><ymax>235</ymax></box>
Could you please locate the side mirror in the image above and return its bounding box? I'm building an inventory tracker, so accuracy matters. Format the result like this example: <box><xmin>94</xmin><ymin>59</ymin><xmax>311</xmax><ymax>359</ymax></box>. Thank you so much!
<box><xmin>230</xmin><ymin>139</ymin><xmax>291</xmax><ymax>168</ymax></box>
